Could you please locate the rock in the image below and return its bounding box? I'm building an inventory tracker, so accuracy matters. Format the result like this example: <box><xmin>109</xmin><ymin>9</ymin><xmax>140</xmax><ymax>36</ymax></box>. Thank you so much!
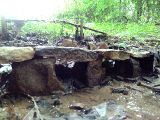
<box><xmin>51</xmin><ymin>91</ymin><xmax>65</xmax><ymax>96</ymax></box>
<box><xmin>97</xmin><ymin>42</ymin><xmax>108</xmax><ymax>49</ymax></box>
<box><xmin>51</xmin><ymin>95</ymin><xmax>59</xmax><ymax>99</ymax></box>
<box><xmin>62</xmin><ymin>113</ymin><xmax>83</xmax><ymax>120</ymax></box>
<box><xmin>61</xmin><ymin>39</ymin><xmax>78</xmax><ymax>47</ymax></box>
<box><xmin>130</xmin><ymin>51</ymin><xmax>152</xmax><ymax>58</ymax></box>
<box><xmin>88</xmin><ymin>42</ymin><xmax>96</xmax><ymax>50</ymax></box>
<box><xmin>124</xmin><ymin>77</ymin><xmax>139</xmax><ymax>82</ymax></box>
<box><xmin>142</xmin><ymin>76</ymin><xmax>154</xmax><ymax>83</ymax></box>
<box><xmin>111</xmin><ymin>87</ymin><xmax>129</xmax><ymax>95</ymax></box>
<box><xmin>95</xmin><ymin>49</ymin><xmax>130</xmax><ymax>60</ymax></box>
<box><xmin>36</xmin><ymin>97</ymin><xmax>61</xmax><ymax>107</ymax></box>
<box><xmin>0</xmin><ymin>64</ymin><xmax>12</xmax><ymax>74</ymax></box>
<box><xmin>87</xmin><ymin>59</ymin><xmax>105</xmax><ymax>86</ymax></box>
<box><xmin>82</xmin><ymin>108</ymin><xmax>100</xmax><ymax>119</ymax></box>
<box><xmin>9</xmin><ymin>58</ymin><xmax>63</xmax><ymax>95</ymax></box>
<box><xmin>154</xmin><ymin>58</ymin><xmax>160</xmax><ymax>68</ymax></box>
<box><xmin>93</xmin><ymin>101</ymin><xmax>126</xmax><ymax>120</ymax></box>
<box><xmin>35</xmin><ymin>46</ymin><xmax>98</xmax><ymax>64</ymax></box>
<box><xmin>35</xmin><ymin>46</ymin><xmax>135</xmax><ymax>62</ymax></box>
<box><xmin>52</xmin><ymin>98</ymin><xmax>61</xmax><ymax>106</ymax></box>
<box><xmin>155</xmin><ymin>67</ymin><xmax>160</xmax><ymax>74</ymax></box>
<box><xmin>152</xmin><ymin>77</ymin><xmax>160</xmax><ymax>87</ymax></box>
<box><xmin>131</xmin><ymin>58</ymin><xmax>141</xmax><ymax>77</ymax></box>
<box><xmin>0</xmin><ymin>47</ymin><xmax>35</xmax><ymax>64</ymax></box>
<box><xmin>154</xmin><ymin>51</ymin><xmax>160</xmax><ymax>67</ymax></box>
<box><xmin>0</xmin><ymin>108</ymin><xmax>8</xmax><ymax>120</ymax></box>
<box><xmin>69</xmin><ymin>102</ymin><xmax>85</xmax><ymax>110</ymax></box>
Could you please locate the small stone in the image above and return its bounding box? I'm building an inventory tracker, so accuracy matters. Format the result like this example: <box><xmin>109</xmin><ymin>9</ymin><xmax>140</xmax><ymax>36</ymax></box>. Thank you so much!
<box><xmin>52</xmin><ymin>98</ymin><xmax>61</xmax><ymax>106</ymax></box>
<box><xmin>82</xmin><ymin>108</ymin><xmax>93</xmax><ymax>114</ymax></box>
<box><xmin>51</xmin><ymin>91</ymin><xmax>65</xmax><ymax>96</ymax></box>
<box><xmin>34</xmin><ymin>97</ymin><xmax>41</xmax><ymax>102</ymax></box>
<box><xmin>111</xmin><ymin>88</ymin><xmax>129</xmax><ymax>95</ymax></box>
<box><xmin>97</xmin><ymin>42</ymin><xmax>108</xmax><ymax>49</ymax></box>
<box><xmin>61</xmin><ymin>39</ymin><xmax>78</xmax><ymax>47</ymax></box>
<box><xmin>69</xmin><ymin>102</ymin><xmax>85</xmax><ymax>110</ymax></box>
<box><xmin>51</xmin><ymin>95</ymin><xmax>59</xmax><ymax>99</ymax></box>
<box><xmin>88</xmin><ymin>42</ymin><xmax>97</xmax><ymax>50</ymax></box>
<box><xmin>155</xmin><ymin>67</ymin><xmax>160</xmax><ymax>74</ymax></box>
<box><xmin>33</xmin><ymin>112</ymin><xmax>37</xmax><ymax>118</ymax></box>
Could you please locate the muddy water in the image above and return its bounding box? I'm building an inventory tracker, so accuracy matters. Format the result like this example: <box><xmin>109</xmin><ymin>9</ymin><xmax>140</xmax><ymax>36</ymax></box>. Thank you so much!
<box><xmin>0</xmin><ymin>81</ymin><xmax>160</xmax><ymax>120</ymax></box>
<box><xmin>60</xmin><ymin>82</ymin><xmax>160</xmax><ymax>120</ymax></box>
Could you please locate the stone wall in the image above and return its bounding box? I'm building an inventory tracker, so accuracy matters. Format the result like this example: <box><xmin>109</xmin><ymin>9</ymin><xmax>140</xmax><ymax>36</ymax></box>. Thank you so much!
<box><xmin>0</xmin><ymin>47</ymin><xmax>155</xmax><ymax>95</ymax></box>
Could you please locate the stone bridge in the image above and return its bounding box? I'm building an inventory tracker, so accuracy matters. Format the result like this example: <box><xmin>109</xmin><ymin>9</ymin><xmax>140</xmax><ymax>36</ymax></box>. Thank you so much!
<box><xmin>0</xmin><ymin>47</ymin><xmax>154</xmax><ymax>95</ymax></box>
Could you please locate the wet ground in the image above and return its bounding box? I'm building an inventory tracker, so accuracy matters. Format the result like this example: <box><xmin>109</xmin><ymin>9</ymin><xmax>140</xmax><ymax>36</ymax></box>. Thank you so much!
<box><xmin>0</xmin><ymin>32</ymin><xmax>159</xmax><ymax>120</ymax></box>
<box><xmin>0</xmin><ymin>76</ymin><xmax>160</xmax><ymax>120</ymax></box>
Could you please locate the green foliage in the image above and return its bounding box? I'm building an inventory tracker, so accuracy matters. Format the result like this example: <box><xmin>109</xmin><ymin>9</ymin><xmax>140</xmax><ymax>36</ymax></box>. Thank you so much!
<box><xmin>94</xmin><ymin>22</ymin><xmax>159</xmax><ymax>39</ymax></box>
<box><xmin>61</xmin><ymin>0</ymin><xmax>160</xmax><ymax>23</ymax></box>
<box><xmin>56</xmin><ymin>0</ymin><xmax>160</xmax><ymax>39</ymax></box>
<box><xmin>2</xmin><ymin>0</ymin><xmax>159</xmax><ymax>40</ymax></box>
<box><xmin>21</xmin><ymin>21</ymin><xmax>75</xmax><ymax>40</ymax></box>
<box><xmin>19</xmin><ymin>21</ymin><xmax>160</xmax><ymax>41</ymax></box>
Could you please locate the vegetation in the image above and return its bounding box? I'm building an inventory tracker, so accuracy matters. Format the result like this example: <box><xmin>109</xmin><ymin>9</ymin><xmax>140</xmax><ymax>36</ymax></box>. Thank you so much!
<box><xmin>62</xmin><ymin>0</ymin><xmax>160</xmax><ymax>22</ymax></box>
<box><xmin>2</xmin><ymin>0</ymin><xmax>160</xmax><ymax>39</ymax></box>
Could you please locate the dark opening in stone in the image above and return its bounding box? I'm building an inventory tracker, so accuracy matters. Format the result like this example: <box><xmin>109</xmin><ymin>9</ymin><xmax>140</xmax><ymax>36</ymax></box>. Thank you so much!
<box><xmin>102</xmin><ymin>59</ymin><xmax>115</xmax><ymax>76</ymax></box>
<box><xmin>55</xmin><ymin>62</ymin><xmax>88</xmax><ymax>89</ymax></box>
<box><xmin>138</xmin><ymin>55</ymin><xmax>154</xmax><ymax>75</ymax></box>
<box><xmin>114</xmin><ymin>59</ymin><xmax>133</xmax><ymax>78</ymax></box>
<box><xmin>102</xmin><ymin>59</ymin><xmax>134</xmax><ymax>78</ymax></box>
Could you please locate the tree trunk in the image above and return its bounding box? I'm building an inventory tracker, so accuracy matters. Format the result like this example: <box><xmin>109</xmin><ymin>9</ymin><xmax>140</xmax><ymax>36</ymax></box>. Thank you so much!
<box><xmin>1</xmin><ymin>17</ymin><xmax>7</xmax><ymax>39</ymax></box>
<box><xmin>137</xmin><ymin>0</ymin><xmax>143</xmax><ymax>21</ymax></box>
<box><xmin>146</xmin><ymin>0</ymin><xmax>151</xmax><ymax>22</ymax></box>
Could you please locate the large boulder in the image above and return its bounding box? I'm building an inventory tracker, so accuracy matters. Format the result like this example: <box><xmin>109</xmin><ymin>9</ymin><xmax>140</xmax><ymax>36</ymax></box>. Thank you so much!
<box><xmin>35</xmin><ymin>46</ymin><xmax>98</xmax><ymax>64</ymax></box>
<box><xmin>9</xmin><ymin>58</ymin><xmax>63</xmax><ymax>95</ymax></box>
<box><xmin>95</xmin><ymin>49</ymin><xmax>130</xmax><ymax>60</ymax></box>
<box><xmin>130</xmin><ymin>51</ymin><xmax>152</xmax><ymax>58</ymax></box>
<box><xmin>87</xmin><ymin>58</ymin><xmax>105</xmax><ymax>86</ymax></box>
<box><xmin>0</xmin><ymin>47</ymin><xmax>35</xmax><ymax>64</ymax></box>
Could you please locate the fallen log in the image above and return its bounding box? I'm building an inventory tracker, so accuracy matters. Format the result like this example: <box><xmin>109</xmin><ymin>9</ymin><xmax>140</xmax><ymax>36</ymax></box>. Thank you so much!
<box><xmin>60</xmin><ymin>20</ymin><xmax>107</xmax><ymax>35</ymax></box>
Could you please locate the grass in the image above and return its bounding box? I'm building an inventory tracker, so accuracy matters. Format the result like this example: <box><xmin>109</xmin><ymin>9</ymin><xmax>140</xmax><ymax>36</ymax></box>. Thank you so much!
<box><xmin>1</xmin><ymin>21</ymin><xmax>159</xmax><ymax>41</ymax></box>
<box><xmin>94</xmin><ymin>22</ymin><xmax>160</xmax><ymax>39</ymax></box>
<box><xmin>21</xmin><ymin>22</ymin><xmax>63</xmax><ymax>39</ymax></box>
<box><xmin>20</xmin><ymin>21</ymin><xmax>77</xmax><ymax>41</ymax></box>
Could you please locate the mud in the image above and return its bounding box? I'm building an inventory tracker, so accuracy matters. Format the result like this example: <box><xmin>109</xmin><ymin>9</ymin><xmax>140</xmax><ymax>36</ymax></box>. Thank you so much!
<box><xmin>0</xmin><ymin>78</ymin><xmax>160</xmax><ymax>120</ymax></box>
